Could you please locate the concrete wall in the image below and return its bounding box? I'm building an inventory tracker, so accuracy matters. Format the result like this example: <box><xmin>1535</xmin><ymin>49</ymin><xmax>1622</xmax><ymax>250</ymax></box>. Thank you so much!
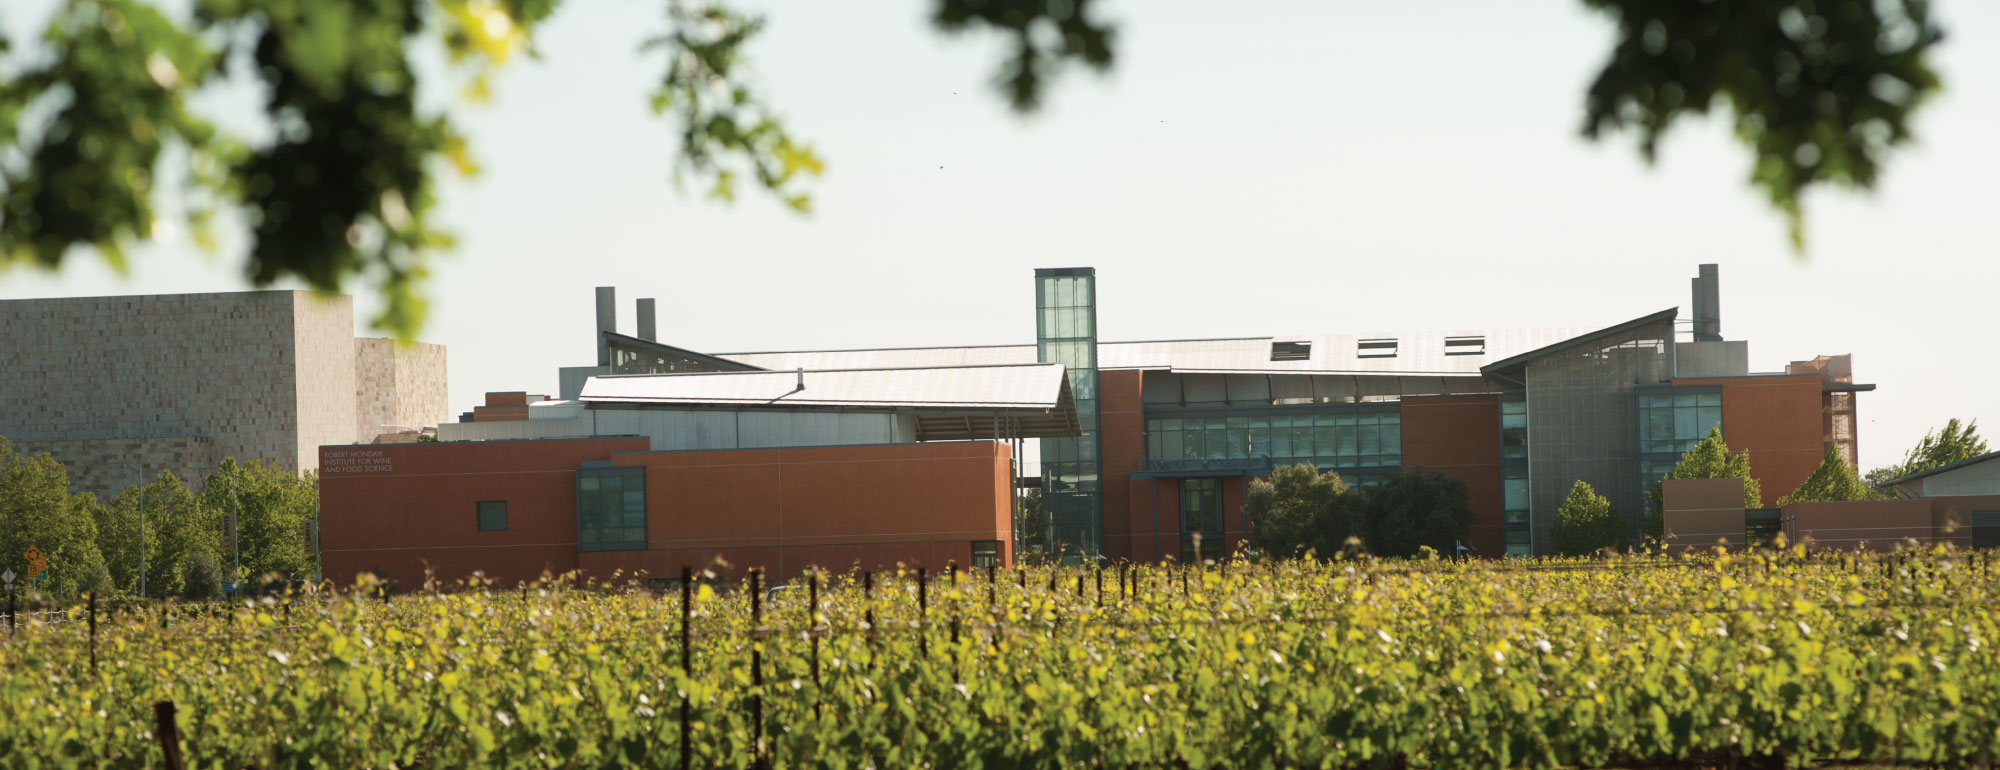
<box><xmin>318</xmin><ymin>437</ymin><xmax>653</xmax><ymax>587</ymax></box>
<box><xmin>588</xmin><ymin>441</ymin><xmax>1014</xmax><ymax>579</ymax></box>
<box><xmin>1661</xmin><ymin>478</ymin><xmax>1748</xmax><ymax>552</ymax></box>
<box><xmin>1401</xmin><ymin>394</ymin><xmax>1504</xmax><ymax>555</ymax></box>
<box><xmin>354</xmin><ymin>338</ymin><xmax>449</xmax><ymax>439</ymax></box>
<box><xmin>0</xmin><ymin>291</ymin><xmax>345</xmax><ymax>487</ymax></box>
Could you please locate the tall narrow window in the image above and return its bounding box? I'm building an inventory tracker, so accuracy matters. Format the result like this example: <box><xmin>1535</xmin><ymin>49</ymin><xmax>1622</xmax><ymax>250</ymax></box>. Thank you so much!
<box><xmin>1179</xmin><ymin>479</ymin><xmax>1223</xmax><ymax>563</ymax></box>
<box><xmin>476</xmin><ymin>501</ymin><xmax>508</xmax><ymax>532</ymax></box>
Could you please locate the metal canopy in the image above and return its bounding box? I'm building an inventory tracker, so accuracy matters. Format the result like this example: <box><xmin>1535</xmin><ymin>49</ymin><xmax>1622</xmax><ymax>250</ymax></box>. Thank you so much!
<box><xmin>578</xmin><ymin>363</ymin><xmax>1081</xmax><ymax>440</ymax></box>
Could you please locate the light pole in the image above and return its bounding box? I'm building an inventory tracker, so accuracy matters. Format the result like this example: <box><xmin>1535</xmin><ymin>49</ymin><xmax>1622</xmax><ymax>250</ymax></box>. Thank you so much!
<box><xmin>116</xmin><ymin>461</ymin><xmax>147</xmax><ymax>598</ymax></box>
<box><xmin>188</xmin><ymin>465</ymin><xmax>235</xmax><ymax>594</ymax></box>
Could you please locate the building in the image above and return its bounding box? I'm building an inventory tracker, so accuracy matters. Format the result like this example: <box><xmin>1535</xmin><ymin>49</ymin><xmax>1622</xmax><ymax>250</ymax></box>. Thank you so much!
<box><xmin>1659</xmin><ymin>470</ymin><xmax>1990</xmax><ymax>552</ymax></box>
<box><xmin>0</xmin><ymin>290</ymin><xmax>448</xmax><ymax>492</ymax></box>
<box><xmin>318</xmin><ymin>264</ymin><xmax>1877</xmax><ymax>583</ymax></box>
<box><xmin>321</xmin><ymin>364</ymin><xmax>1076</xmax><ymax>584</ymax></box>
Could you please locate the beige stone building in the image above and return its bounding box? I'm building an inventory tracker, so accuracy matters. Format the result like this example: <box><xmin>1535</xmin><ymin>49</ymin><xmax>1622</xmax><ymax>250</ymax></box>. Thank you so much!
<box><xmin>0</xmin><ymin>290</ymin><xmax>446</xmax><ymax>493</ymax></box>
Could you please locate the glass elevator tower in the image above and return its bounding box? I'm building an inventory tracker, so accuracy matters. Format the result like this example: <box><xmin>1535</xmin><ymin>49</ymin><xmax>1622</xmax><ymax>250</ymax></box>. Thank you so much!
<box><xmin>1035</xmin><ymin>267</ymin><xmax>1101</xmax><ymax>561</ymax></box>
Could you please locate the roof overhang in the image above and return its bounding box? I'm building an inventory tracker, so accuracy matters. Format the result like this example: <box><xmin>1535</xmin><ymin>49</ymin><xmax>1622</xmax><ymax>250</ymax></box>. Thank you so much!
<box><xmin>577</xmin><ymin>363</ymin><xmax>1081</xmax><ymax>440</ymax></box>
<box><xmin>1480</xmin><ymin>308</ymin><xmax>1679</xmax><ymax>381</ymax></box>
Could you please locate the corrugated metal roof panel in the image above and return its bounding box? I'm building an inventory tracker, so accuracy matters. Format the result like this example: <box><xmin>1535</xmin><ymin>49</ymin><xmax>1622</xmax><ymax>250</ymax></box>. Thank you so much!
<box><xmin>579</xmin><ymin>363</ymin><xmax>1070</xmax><ymax>410</ymax></box>
<box><xmin>717</xmin><ymin>329</ymin><xmax>1586</xmax><ymax>376</ymax></box>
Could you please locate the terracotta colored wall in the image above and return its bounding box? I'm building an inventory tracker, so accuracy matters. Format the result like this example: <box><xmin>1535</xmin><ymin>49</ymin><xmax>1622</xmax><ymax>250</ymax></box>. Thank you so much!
<box><xmin>1399</xmin><ymin>395</ymin><xmax>1504</xmax><ymax>555</ymax></box>
<box><xmin>583</xmin><ymin>442</ymin><xmax>1013</xmax><ymax>580</ymax></box>
<box><xmin>1661</xmin><ymin>478</ymin><xmax>1748</xmax><ymax>552</ymax></box>
<box><xmin>1674</xmin><ymin>376</ymin><xmax>1825</xmax><ymax>506</ymax></box>
<box><xmin>1926</xmin><ymin>495</ymin><xmax>1997</xmax><ymax>549</ymax></box>
<box><xmin>319</xmin><ymin>437</ymin><xmax>650</xmax><ymax>587</ymax></box>
<box><xmin>1221</xmin><ymin>475</ymin><xmax>1252</xmax><ymax>555</ymax></box>
<box><xmin>1126</xmin><ymin>477</ymin><xmax>1175</xmax><ymax>563</ymax></box>
<box><xmin>1099</xmin><ymin>370</ymin><xmax>1146</xmax><ymax>561</ymax></box>
<box><xmin>1782</xmin><ymin>499</ymin><xmax>1942</xmax><ymax>550</ymax></box>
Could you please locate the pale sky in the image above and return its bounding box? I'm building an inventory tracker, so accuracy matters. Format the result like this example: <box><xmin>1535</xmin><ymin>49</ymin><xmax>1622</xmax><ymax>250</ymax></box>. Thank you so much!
<box><xmin>3</xmin><ymin>1</ymin><xmax>1995</xmax><ymax>472</ymax></box>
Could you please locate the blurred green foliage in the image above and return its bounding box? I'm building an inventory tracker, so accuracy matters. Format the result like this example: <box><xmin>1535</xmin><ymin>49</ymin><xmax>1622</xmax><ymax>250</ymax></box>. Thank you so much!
<box><xmin>0</xmin><ymin>0</ymin><xmax>1945</xmax><ymax>338</ymax></box>
<box><xmin>1581</xmin><ymin>0</ymin><xmax>1943</xmax><ymax>249</ymax></box>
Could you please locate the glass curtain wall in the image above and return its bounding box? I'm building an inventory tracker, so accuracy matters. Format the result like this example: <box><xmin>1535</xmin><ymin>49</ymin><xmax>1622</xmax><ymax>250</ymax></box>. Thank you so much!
<box><xmin>1036</xmin><ymin>268</ymin><xmax>1101</xmax><ymax>561</ymax></box>
<box><xmin>1500</xmin><ymin>395</ymin><xmax>1530</xmax><ymax>556</ymax></box>
<box><xmin>1523</xmin><ymin>319</ymin><xmax>1674</xmax><ymax>553</ymax></box>
<box><xmin>1635</xmin><ymin>385</ymin><xmax>1723</xmax><ymax>508</ymax></box>
<box><xmin>1144</xmin><ymin>405</ymin><xmax>1402</xmax><ymax>473</ymax></box>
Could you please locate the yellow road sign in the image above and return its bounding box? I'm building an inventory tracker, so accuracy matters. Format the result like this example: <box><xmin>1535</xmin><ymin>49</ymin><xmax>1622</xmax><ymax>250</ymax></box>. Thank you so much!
<box><xmin>24</xmin><ymin>545</ymin><xmax>47</xmax><ymax>576</ymax></box>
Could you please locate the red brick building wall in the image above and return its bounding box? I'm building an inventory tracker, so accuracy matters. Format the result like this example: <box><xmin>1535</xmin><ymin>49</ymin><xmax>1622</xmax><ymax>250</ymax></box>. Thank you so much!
<box><xmin>1673</xmin><ymin>375</ymin><xmax>1825</xmax><ymax>506</ymax></box>
<box><xmin>319</xmin><ymin>437</ymin><xmax>650</xmax><ymax>587</ymax></box>
<box><xmin>1399</xmin><ymin>395</ymin><xmax>1504</xmax><ymax>555</ymax></box>
<box><xmin>587</xmin><ymin>442</ymin><xmax>1013</xmax><ymax>580</ymax></box>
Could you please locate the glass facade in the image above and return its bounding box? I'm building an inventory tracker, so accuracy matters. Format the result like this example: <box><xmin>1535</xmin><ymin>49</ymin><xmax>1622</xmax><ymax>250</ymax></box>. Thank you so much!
<box><xmin>1036</xmin><ymin>268</ymin><xmax>1102</xmax><ymax>560</ymax></box>
<box><xmin>1638</xmin><ymin>388</ymin><xmax>1723</xmax><ymax>454</ymax></box>
<box><xmin>1179</xmin><ymin>479</ymin><xmax>1224</xmax><ymax>563</ymax></box>
<box><xmin>1635</xmin><ymin>385</ymin><xmax>1723</xmax><ymax>505</ymax></box>
<box><xmin>1144</xmin><ymin>405</ymin><xmax>1401</xmax><ymax>472</ymax></box>
<box><xmin>578</xmin><ymin>466</ymin><xmax>647</xmax><ymax>551</ymax></box>
<box><xmin>1500</xmin><ymin>395</ymin><xmax>1530</xmax><ymax>556</ymax></box>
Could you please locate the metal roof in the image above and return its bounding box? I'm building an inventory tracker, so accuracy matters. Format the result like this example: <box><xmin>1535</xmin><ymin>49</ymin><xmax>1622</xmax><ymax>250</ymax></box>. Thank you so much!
<box><xmin>1480</xmin><ymin>308</ymin><xmax>1680</xmax><ymax>380</ymax></box>
<box><xmin>715</xmin><ymin>329</ymin><xmax>1587</xmax><ymax>377</ymax></box>
<box><xmin>577</xmin><ymin>363</ymin><xmax>1080</xmax><ymax>440</ymax></box>
<box><xmin>1880</xmin><ymin>450</ymin><xmax>2000</xmax><ymax>488</ymax></box>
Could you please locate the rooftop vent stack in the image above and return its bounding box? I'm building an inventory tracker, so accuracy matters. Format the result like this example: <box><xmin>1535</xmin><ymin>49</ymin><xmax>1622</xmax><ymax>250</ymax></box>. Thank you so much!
<box><xmin>636</xmin><ymin>298</ymin><xmax>657</xmax><ymax>341</ymax></box>
<box><xmin>595</xmin><ymin>286</ymin><xmax>616</xmax><ymax>366</ymax></box>
<box><xmin>1692</xmin><ymin>264</ymin><xmax>1721</xmax><ymax>342</ymax></box>
<box><xmin>795</xmin><ymin>367</ymin><xmax>806</xmax><ymax>392</ymax></box>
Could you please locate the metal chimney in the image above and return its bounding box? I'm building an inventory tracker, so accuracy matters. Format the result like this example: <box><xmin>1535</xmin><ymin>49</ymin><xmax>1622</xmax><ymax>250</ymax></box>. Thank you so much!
<box><xmin>595</xmin><ymin>286</ymin><xmax>616</xmax><ymax>365</ymax></box>
<box><xmin>636</xmin><ymin>298</ymin><xmax>657</xmax><ymax>342</ymax></box>
<box><xmin>1691</xmin><ymin>264</ymin><xmax>1721</xmax><ymax>342</ymax></box>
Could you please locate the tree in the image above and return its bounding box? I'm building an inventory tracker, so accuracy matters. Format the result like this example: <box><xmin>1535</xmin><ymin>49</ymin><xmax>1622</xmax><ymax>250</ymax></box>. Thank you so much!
<box><xmin>97</xmin><ymin>470</ymin><xmax>221</xmax><ymax>598</ymax></box>
<box><xmin>1867</xmin><ymin>418</ymin><xmax>1989</xmax><ymax>492</ymax></box>
<box><xmin>1550</xmin><ymin>481</ymin><xmax>1623</xmax><ymax>556</ymax></box>
<box><xmin>196</xmin><ymin>459</ymin><xmax>317</xmax><ymax>585</ymax></box>
<box><xmin>1356</xmin><ymin>470</ymin><xmax>1474</xmax><ymax>559</ymax></box>
<box><xmin>0</xmin><ymin>1</ymin><xmax>1943</xmax><ymax>337</ymax></box>
<box><xmin>1244</xmin><ymin>464</ymin><xmax>1354</xmax><ymax>558</ymax></box>
<box><xmin>181</xmin><ymin>550</ymin><xmax>223</xmax><ymax>600</ymax></box>
<box><xmin>0</xmin><ymin>437</ymin><xmax>107</xmax><ymax>600</ymax></box>
<box><xmin>1644</xmin><ymin>425</ymin><xmax>1762</xmax><ymax>539</ymax></box>
<box><xmin>1779</xmin><ymin>446</ymin><xmax>1877</xmax><ymax>505</ymax></box>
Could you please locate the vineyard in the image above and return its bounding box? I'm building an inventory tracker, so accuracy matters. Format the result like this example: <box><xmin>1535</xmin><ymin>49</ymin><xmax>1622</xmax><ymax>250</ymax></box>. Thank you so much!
<box><xmin>3</xmin><ymin>548</ymin><xmax>1998</xmax><ymax>769</ymax></box>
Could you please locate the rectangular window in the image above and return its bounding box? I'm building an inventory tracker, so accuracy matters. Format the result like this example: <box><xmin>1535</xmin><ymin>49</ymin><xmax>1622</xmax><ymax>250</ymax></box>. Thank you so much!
<box><xmin>578</xmin><ymin>466</ymin><xmax>647</xmax><ymax>551</ymax></box>
<box><xmin>1501</xmin><ymin>399</ymin><xmax>1527</xmax><ymax>460</ymax></box>
<box><xmin>1270</xmin><ymin>341</ymin><xmax>1311</xmax><ymax>361</ymax></box>
<box><xmin>1973</xmin><ymin>511</ymin><xmax>2000</xmax><ymax>550</ymax></box>
<box><xmin>971</xmin><ymin>540</ymin><xmax>1003</xmax><ymax>567</ymax></box>
<box><xmin>1357</xmin><ymin>338</ymin><xmax>1398</xmax><ymax>358</ymax></box>
<box><xmin>1444</xmin><ymin>336</ymin><xmax>1485</xmax><ymax>356</ymax></box>
<box><xmin>1637</xmin><ymin>386</ymin><xmax>1723</xmax><ymax>454</ymax></box>
<box><xmin>1504</xmin><ymin>528</ymin><xmax>1531</xmax><ymax>557</ymax></box>
<box><xmin>476</xmin><ymin>501</ymin><xmax>508</xmax><ymax>531</ymax></box>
